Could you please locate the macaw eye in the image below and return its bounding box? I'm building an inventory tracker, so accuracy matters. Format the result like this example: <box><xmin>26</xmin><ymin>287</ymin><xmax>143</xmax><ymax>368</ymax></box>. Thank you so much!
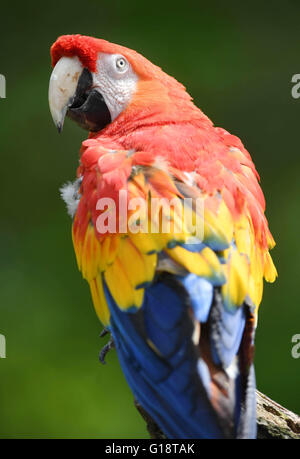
<box><xmin>115</xmin><ymin>56</ymin><xmax>128</xmax><ymax>72</ymax></box>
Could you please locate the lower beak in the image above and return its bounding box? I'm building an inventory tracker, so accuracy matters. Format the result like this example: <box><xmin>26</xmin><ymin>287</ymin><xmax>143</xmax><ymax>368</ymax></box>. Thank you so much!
<box><xmin>48</xmin><ymin>56</ymin><xmax>111</xmax><ymax>133</ymax></box>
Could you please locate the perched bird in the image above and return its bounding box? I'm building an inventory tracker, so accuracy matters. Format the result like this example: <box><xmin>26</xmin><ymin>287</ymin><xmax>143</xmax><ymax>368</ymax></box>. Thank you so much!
<box><xmin>48</xmin><ymin>34</ymin><xmax>277</xmax><ymax>439</ymax></box>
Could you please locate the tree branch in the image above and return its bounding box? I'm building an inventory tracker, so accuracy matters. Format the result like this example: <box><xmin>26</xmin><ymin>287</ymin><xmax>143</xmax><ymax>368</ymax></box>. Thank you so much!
<box><xmin>135</xmin><ymin>391</ymin><xmax>300</xmax><ymax>439</ymax></box>
<box><xmin>256</xmin><ymin>391</ymin><xmax>300</xmax><ymax>439</ymax></box>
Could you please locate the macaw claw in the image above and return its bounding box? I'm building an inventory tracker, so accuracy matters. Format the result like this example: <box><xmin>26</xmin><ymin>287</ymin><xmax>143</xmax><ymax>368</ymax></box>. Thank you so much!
<box><xmin>99</xmin><ymin>334</ymin><xmax>115</xmax><ymax>364</ymax></box>
<box><xmin>99</xmin><ymin>327</ymin><xmax>110</xmax><ymax>338</ymax></box>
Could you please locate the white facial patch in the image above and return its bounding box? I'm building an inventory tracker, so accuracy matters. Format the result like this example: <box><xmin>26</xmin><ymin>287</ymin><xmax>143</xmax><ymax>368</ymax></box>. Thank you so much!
<box><xmin>93</xmin><ymin>53</ymin><xmax>138</xmax><ymax>121</ymax></box>
<box><xmin>60</xmin><ymin>177</ymin><xmax>82</xmax><ymax>218</ymax></box>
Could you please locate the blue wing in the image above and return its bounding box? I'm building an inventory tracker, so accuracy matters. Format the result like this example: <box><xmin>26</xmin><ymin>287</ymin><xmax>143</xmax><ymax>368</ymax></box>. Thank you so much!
<box><xmin>104</xmin><ymin>273</ymin><xmax>256</xmax><ymax>439</ymax></box>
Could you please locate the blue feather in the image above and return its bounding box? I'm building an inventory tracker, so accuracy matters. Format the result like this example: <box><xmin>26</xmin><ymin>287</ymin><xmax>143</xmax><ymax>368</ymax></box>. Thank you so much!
<box><xmin>210</xmin><ymin>296</ymin><xmax>246</xmax><ymax>368</ymax></box>
<box><xmin>105</xmin><ymin>279</ymin><xmax>226</xmax><ymax>438</ymax></box>
<box><xmin>178</xmin><ymin>274</ymin><xmax>213</xmax><ymax>322</ymax></box>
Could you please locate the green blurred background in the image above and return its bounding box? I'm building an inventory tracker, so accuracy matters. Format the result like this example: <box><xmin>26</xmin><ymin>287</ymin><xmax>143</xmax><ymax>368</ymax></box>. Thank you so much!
<box><xmin>0</xmin><ymin>0</ymin><xmax>299</xmax><ymax>438</ymax></box>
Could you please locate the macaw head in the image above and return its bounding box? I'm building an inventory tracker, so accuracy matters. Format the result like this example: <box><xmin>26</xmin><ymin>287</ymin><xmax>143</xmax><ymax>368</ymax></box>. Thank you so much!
<box><xmin>49</xmin><ymin>34</ymin><xmax>200</xmax><ymax>133</ymax></box>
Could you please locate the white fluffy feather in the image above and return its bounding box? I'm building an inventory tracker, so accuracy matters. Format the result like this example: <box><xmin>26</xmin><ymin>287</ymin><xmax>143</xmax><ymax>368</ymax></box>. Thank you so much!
<box><xmin>152</xmin><ymin>155</ymin><xmax>170</xmax><ymax>173</ymax></box>
<box><xmin>60</xmin><ymin>177</ymin><xmax>82</xmax><ymax>218</ymax></box>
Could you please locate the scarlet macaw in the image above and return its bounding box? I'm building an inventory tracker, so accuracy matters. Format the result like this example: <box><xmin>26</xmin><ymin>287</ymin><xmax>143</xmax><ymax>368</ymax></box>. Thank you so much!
<box><xmin>48</xmin><ymin>34</ymin><xmax>277</xmax><ymax>439</ymax></box>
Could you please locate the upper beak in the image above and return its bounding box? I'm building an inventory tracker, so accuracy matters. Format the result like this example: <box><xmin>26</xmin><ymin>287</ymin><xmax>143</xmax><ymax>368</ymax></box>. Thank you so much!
<box><xmin>48</xmin><ymin>56</ymin><xmax>112</xmax><ymax>133</ymax></box>
<box><xmin>48</xmin><ymin>56</ymin><xmax>83</xmax><ymax>132</ymax></box>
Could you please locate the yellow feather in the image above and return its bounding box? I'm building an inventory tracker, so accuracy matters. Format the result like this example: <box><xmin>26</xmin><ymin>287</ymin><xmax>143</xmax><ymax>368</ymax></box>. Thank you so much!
<box><xmin>141</xmin><ymin>251</ymin><xmax>158</xmax><ymax>282</ymax></box>
<box><xmin>264</xmin><ymin>251</ymin><xmax>278</xmax><ymax>283</ymax></box>
<box><xmin>248</xmin><ymin>248</ymin><xmax>264</xmax><ymax>307</ymax></box>
<box><xmin>202</xmin><ymin>200</ymin><xmax>233</xmax><ymax>248</ymax></box>
<box><xmin>100</xmin><ymin>235</ymin><xmax>120</xmax><ymax>271</ymax></box>
<box><xmin>222</xmin><ymin>249</ymin><xmax>249</xmax><ymax>308</ymax></box>
<box><xmin>165</xmin><ymin>245</ymin><xmax>224</xmax><ymax>282</ymax></box>
<box><xmin>72</xmin><ymin>222</ymin><xmax>82</xmax><ymax>271</ymax></box>
<box><xmin>104</xmin><ymin>257</ymin><xmax>144</xmax><ymax>310</ymax></box>
<box><xmin>267</xmin><ymin>231</ymin><xmax>276</xmax><ymax>250</ymax></box>
<box><xmin>117</xmin><ymin>238</ymin><xmax>157</xmax><ymax>288</ymax></box>
<box><xmin>81</xmin><ymin>225</ymin><xmax>93</xmax><ymax>280</ymax></box>
<box><xmin>234</xmin><ymin>214</ymin><xmax>252</xmax><ymax>258</ymax></box>
<box><xmin>129</xmin><ymin>232</ymin><xmax>160</xmax><ymax>254</ymax></box>
<box><xmin>89</xmin><ymin>275</ymin><xmax>110</xmax><ymax>326</ymax></box>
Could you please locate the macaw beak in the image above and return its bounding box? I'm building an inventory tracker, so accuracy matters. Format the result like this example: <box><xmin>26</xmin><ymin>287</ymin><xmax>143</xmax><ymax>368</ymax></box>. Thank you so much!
<box><xmin>48</xmin><ymin>56</ymin><xmax>111</xmax><ymax>132</ymax></box>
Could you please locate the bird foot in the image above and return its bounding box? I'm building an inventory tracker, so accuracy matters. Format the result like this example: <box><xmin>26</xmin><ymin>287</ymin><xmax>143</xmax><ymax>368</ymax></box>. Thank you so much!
<box><xmin>99</xmin><ymin>327</ymin><xmax>110</xmax><ymax>338</ymax></box>
<box><xmin>99</xmin><ymin>329</ymin><xmax>115</xmax><ymax>364</ymax></box>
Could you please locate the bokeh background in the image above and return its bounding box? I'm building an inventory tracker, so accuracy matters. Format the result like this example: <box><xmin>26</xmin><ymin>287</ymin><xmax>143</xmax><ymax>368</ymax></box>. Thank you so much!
<box><xmin>0</xmin><ymin>0</ymin><xmax>299</xmax><ymax>438</ymax></box>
